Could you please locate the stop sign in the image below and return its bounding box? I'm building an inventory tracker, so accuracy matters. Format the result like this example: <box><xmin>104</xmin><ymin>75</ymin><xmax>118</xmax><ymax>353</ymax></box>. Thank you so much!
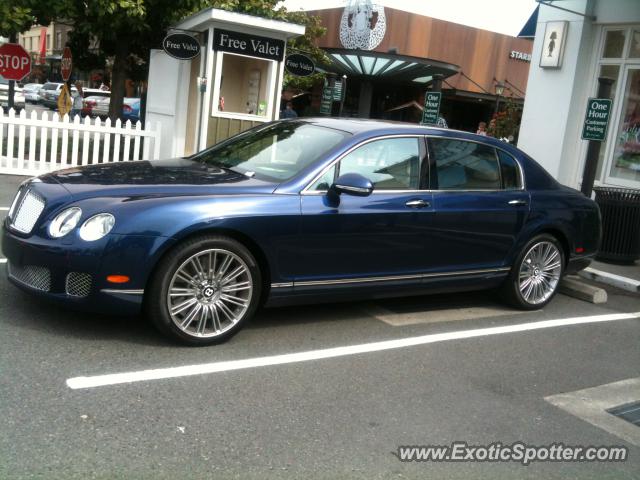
<box><xmin>61</xmin><ymin>47</ymin><xmax>72</xmax><ymax>81</ymax></box>
<box><xmin>0</xmin><ymin>43</ymin><xmax>31</xmax><ymax>81</ymax></box>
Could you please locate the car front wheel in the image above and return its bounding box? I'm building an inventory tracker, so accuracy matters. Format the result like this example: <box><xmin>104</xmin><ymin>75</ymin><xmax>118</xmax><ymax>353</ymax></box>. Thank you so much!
<box><xmin>146</xmin><ymin>236</ymin><xmax>261</xmax><ymax>345</ymax></box>
<box><xmin>503</xmin><ymin>234</ymin><xmax>564</xmax><ymax>310</ymax></box>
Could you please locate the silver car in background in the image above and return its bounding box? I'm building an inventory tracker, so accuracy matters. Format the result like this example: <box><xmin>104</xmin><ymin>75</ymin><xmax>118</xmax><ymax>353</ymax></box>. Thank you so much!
<box><xmin>22</xmin><ymin>83</ymin><xmax>44</xmax><ymax>103</ymax></box>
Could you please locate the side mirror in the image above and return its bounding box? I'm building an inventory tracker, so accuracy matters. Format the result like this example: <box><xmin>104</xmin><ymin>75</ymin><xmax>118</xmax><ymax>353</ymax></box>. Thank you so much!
<box><xmin>330</xmin><ymin>173</ymin><xmax>374</xmax><ymax>197</ymax></box>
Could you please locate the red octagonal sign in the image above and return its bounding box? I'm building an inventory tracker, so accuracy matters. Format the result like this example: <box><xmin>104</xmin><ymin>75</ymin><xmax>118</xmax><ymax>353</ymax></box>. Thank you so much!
<box><xmin>0</xmin><ymin>43</ymin><xmax>32</xmax><ymax>81</ymax></box>
<box><xmin>61</xmin><ymin>47</ymin><xmax>72</xmax><ymax>81</ymax></box>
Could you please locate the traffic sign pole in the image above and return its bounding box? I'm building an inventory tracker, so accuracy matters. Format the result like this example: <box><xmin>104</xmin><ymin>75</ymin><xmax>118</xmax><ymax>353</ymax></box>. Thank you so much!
<box><xmin>580</xmin><ymin>77</ymin><xmax>614</xmax><ymax>197</ymax></box>
<box><xmin>8</xmin><ymin>33</ymin><xmax>16</xmax><ymax>110</ymax></box>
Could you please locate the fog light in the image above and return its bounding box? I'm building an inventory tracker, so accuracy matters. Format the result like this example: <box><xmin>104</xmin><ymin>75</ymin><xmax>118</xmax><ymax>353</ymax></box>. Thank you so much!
<box><xmin>107</xmin><ymin>275</ymin><xmax>130</xmax><ymax>284</ymax></box>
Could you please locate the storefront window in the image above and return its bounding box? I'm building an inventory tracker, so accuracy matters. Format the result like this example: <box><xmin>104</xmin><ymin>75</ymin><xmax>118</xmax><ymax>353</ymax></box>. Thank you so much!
<box><xmin>595</xmin><ymin>64</ymin><xmax>620</xmax><ymax>178</ymax></box>
<box><xmin>592</xmin><ymin>26</ymin><xmax>640</xmax><ymax>188</ymax></box>
<box><xmin>609</xmin><ymin>68</ymin><xmax>640</xmax><ymax>183</ymax></box>
<box><xmin>216</xmin><ymin>53</ymin><xmax>273</xmax><ymax>117</ymax></box>
<box><xmin>629</xmin><ymin>29</ymin><xmax>640</xmax><ymax>58</ymax></box>
<box><xmin>603</xmin><ymin>30</ymin><xmax>626</xmax><ymax>58</ymax></box>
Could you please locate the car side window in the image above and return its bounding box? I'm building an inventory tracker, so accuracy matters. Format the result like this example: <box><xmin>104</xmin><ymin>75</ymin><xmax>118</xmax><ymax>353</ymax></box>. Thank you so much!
<box><xmin>337</xmin><ymin>137</ymin><xmax>421</xmax><ymax>190</ymax></box>
<box><xmin>497</xmin><ymin>150</ymin><xmax>522</xmax><ymax>190</ymax></box>
<box><xmin>310</xmin><ymin>165</ymin><xmax>337</xmax><ymax>191</ymax></box>
<box><xmin>430</xmin><ymin>138</ymin><xmax>501</xmax><ymax>190</ymax></box>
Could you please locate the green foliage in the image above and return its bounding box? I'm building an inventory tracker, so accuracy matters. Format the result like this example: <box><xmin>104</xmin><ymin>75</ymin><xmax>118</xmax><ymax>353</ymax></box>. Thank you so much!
<box><xmin>487</xmin><ymin>95</ymin><xmax>522</xmax><ymax>142</ymax></box>
<box><xmin>0</xmin><ymin>0</ymin><xmax>57</xmax><ymax>38</ymax></box>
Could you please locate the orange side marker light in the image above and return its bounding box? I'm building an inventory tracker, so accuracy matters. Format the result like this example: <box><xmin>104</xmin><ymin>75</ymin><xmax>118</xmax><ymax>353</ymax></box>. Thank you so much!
<box><xmin>107</xmin><ymin>275</ymin><xmax>130</xmax><ymax>284</ymax></box>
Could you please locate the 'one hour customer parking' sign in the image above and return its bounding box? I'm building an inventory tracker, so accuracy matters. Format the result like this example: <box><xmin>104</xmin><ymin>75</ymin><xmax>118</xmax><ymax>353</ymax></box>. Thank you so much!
<box><xmin>581</xmin><ymin>98</ymin><xmax>613</xmax><ymax>142</ymax></box>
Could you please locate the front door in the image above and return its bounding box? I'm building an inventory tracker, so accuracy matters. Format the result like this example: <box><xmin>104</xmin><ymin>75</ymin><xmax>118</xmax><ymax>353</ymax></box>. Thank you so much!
<box><xmin>296</xmin><ymin>136</ymin><xmax>434</xmax><ymax>284</ymax></box>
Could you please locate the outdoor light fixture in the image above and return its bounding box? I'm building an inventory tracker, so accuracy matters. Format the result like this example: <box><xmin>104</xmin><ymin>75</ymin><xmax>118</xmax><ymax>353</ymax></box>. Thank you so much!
<box><xmin>494</xmin><ymin>81</ymin><xmax>505</xmax><ymax>96</ymax></box>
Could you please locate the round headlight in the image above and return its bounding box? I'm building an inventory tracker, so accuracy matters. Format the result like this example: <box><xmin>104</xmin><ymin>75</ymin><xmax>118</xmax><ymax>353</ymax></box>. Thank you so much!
<box><xmin>49</xmin><ymin>207</ymin><xmax>82</xmax><ymax>238</ymax></box>
<box><xmin>79</xmin><ymin>213</ymin><xmax>115</xmax><ymax>241</ymax></box>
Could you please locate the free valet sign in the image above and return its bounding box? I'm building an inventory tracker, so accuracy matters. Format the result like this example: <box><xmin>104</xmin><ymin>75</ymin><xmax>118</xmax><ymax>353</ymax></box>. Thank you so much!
<box><xmin>213</xmin><ymin>29</ymin><xmax>285</xmax><ymax>62</ymax></box>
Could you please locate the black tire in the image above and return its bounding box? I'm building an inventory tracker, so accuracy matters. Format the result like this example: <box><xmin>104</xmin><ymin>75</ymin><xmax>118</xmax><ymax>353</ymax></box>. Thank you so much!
<box><xmin>502</xmin><ymin>234</ymin><xmax>565</xmax><ymax>310</ymax></box>
<box><xmin>145</xmin><ymin>235</ymin><xmax>262</xmax><ymax>346</ymax></box>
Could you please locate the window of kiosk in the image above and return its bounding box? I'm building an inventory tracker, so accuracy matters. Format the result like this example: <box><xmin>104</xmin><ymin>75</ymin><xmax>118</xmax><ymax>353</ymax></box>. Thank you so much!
<box><xmin>214</xmin><ymin>52</ymin><xmax>275</xmax><ymax>118</ymax></box>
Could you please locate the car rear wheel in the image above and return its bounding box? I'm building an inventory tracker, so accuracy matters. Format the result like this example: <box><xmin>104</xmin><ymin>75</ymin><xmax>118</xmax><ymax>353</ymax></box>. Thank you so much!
<box><xmin>503</xmin><ymin>234</ymin><xmax>564</xmax><ymax>310</ymax></box>
<box><xmin>146</xmin><ymin>236</ymin><xmax>261</xmax><ymax>345</ymax></box>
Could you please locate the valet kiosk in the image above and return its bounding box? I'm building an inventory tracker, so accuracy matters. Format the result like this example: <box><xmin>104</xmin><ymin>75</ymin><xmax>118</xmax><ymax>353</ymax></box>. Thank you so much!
<box><xmin>145</xmin><ymin>8</ymin><xmax>305</xmax><ymax>158</ymax></box>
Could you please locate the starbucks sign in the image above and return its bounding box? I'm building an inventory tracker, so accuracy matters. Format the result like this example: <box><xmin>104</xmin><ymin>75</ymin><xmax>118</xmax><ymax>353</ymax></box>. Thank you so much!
<box><xmin>339</xmin><ymin>0</ymin><xmax>386</xmax><ymax>50</ymax></box>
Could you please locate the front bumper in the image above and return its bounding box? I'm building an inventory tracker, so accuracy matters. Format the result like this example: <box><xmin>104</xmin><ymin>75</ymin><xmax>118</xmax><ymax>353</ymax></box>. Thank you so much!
<box><xmin>2</xmin><ymin>223</ymin><xmax>173</xmax><ymax>315</ymax></box>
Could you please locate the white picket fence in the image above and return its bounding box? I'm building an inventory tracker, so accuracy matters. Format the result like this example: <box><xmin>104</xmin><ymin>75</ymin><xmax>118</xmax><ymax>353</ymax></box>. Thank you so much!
<box><xmin>0</xmin><ymin>108</ymin><xmax>161</xmax><ymax>176</ymax></box>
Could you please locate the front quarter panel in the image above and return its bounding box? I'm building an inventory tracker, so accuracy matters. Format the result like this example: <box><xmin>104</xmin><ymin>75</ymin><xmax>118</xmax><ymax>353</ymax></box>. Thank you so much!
<box><xmin>99</xmin><ymin>194</ymin><xmax>301</xmax><ymax>285</ymax></box>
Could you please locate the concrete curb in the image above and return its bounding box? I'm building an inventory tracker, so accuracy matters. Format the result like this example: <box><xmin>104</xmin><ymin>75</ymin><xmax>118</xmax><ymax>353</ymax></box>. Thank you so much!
<box><xmin>559</xmin><ymin>276</ymin><xmax>607</xmax><ymax>304</ymax></box>
<box><xmin>578</xmin><ymin>267</ymin><xmax>640</xmax><ymax>294</ymax></box>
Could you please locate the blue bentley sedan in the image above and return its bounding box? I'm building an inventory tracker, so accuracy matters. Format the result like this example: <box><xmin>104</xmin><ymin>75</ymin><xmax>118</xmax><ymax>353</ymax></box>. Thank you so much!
<box><xmin>2</xmin><ymin>119</ymin><xmax>601</xmax><ymax>345</ymax></box>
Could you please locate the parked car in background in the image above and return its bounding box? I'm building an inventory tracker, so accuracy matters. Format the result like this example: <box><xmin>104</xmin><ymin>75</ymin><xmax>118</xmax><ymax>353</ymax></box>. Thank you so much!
<box><xmin>122</xmin><ymin>97</ymin><xmax>141</xmax><ymax>123</ymax></box>
<box><xmin>84</xmin><ymin>94</ymin><xmax>141</xmax><ymax>123</ymax></box>
<box><xmin>1</xmin><ymin>119</ymin><xmax>602</xmax><ymax>345</ymax></box>
<box><xmin>82</xmin><ymin>93</ymin><xmax>110</xmax><ymax>118</ymax></box>
<box><xmin>0</xmin><ymin>79</ymin><xmax>26</xmax><ymax>112</ymax></box>
<box><xmin>22</xmin><ymin>83</ymin><xmax>44</xmax><ymax>103</ymax></box>
<box><xmin>40</xmin><ymin>82</ymin><xmax>76</xmax><ymax>110</ymax></box>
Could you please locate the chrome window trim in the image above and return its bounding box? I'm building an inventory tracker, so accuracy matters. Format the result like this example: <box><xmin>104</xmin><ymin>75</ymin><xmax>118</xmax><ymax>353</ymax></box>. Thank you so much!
<box><xmin>425</xmin><ymin>135</ymin><xmax>527</xmax><ymax>192</ymax></box>
<box><xmin>301</xmin><ymin>134</ymin><xmax>526</xmax><ymax>195</ymax></box>
<box><xmin>280</xmin><ymin>267</ymin><xmax>510</xmax><ymax>288</ymax></box>
<box><xmin>300</xmin><ymin>134</ymin><xmax>425</xmax><ymax>195</ymax></box>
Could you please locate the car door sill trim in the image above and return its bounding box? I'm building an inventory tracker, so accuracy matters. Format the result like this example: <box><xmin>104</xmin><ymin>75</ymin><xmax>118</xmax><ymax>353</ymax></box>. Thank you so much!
<box><xmin>101</xmin><ymin>289</ymin><xmax>145</xmax><ymax>295</ymax></box>
<box><xmin>272</xmin><ymin>267</ymin><xmax>511</xmax><ymax>288</ymax></box>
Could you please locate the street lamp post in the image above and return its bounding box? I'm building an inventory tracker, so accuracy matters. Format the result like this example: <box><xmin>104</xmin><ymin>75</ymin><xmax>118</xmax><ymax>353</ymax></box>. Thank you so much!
<box><xmin>493</xmin><ymin>81</ymin><xmax>505</xmax><ymax>117</ymax></box>
<box><xmin>339</xmin><ymin>74</ymin><xmax>347</xmax><ymax>117</ymax></box>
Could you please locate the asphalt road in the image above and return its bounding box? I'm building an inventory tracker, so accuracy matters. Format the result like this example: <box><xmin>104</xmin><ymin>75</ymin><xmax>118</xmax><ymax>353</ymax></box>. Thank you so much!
<box><xmin>0</xmin><ymin>176</ymin><xmax>639</xmax><ymax>479</ymax></box>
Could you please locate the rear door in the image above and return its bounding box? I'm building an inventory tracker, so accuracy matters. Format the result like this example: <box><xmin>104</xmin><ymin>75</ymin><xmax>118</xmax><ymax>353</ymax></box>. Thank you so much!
<box><xmin>427</xmin><ymin>136</ymin><xmax>529</xmax><ymax>271</ymax></box>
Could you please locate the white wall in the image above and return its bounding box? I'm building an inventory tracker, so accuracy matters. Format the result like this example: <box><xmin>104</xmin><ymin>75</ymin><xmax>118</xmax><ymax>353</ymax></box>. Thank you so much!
<box><xmin>145</xmin><ymin>49</ymin><xmax>191</xmax><ymax>159</ymax></box>
<box><xmin>518</xmin><ymin>0</ymin><xmax>640</xmax><ymax>188</ymax></box>
<box><xmin>517</xmin><ymin>0</ymin><xmax>595</xmax><ymax>187</ymax></box>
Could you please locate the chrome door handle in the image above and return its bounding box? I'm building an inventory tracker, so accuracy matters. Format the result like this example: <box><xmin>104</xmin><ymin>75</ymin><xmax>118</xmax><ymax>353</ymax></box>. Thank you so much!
<box><xmin>508</xmin><ymin>199</ymin><xmax>528</xmax><ymax>206</ymax></box>
<box><xmin>405</xmin><ymin>199</ymin><xmax>430</xmax><ymax>209</ymax></box>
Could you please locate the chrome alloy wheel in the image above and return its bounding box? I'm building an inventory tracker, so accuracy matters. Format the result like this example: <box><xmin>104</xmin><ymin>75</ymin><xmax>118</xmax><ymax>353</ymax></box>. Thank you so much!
<box><xmin>167</xmin><ymin>248</ymin><xmax>253</xmax><ymax>338</ymax></box>
<box><xmin>518</xmin><ymin>241</ymin><xmax>562</xmax><ymax>305</ymax></box>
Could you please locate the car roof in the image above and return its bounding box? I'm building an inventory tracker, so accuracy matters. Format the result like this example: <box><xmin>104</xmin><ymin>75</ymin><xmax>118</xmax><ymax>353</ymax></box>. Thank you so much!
<box><xmin>294</xmin><ymin>117</ymin><xmax>495</xmax><ymax>141</ymax></box>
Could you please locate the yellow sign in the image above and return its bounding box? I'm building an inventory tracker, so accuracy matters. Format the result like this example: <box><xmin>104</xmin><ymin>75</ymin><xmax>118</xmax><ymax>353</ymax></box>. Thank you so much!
<box><xmin>57</xmin><ymin>84</ymin><xmax>72</xmax><ymax>117</ymax></box>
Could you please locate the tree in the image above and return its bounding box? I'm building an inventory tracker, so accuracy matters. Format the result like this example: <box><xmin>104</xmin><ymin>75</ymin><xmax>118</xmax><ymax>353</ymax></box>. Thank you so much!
<box><xmin>0</xmin><ymin>0</ymin><xmax>57</xmax><ymax>41</ymax></box>
<box><xmin>59</xmin><ymin>0</ymin><xmax>326</xmax><ymax>121</ymax></box>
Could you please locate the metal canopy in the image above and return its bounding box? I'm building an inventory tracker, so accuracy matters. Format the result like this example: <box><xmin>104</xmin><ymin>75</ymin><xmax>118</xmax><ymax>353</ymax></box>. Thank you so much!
<box><xmin>323</xmin><ymin>48</ymin><xmax>460</xmax><ymax>84</ymax></box>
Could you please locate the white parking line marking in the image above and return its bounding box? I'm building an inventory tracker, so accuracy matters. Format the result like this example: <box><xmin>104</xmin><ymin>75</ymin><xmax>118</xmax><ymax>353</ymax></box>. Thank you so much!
<box><xmin>66</xmin><ymin>311</ymin><xmax>640</xmax><ymax>390</ymax></box>
<box><xmin>0</xmin><ymin>207</ymin><xmax>8</xmax><ymax>210</ymax></box>
<box><xmin>0</xmin><ymin>259</ymin><xmax>6</xmax><ymax>264</ymax></box>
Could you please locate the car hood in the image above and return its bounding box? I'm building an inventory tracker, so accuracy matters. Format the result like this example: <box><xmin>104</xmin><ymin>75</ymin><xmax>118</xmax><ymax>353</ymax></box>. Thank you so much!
<box><xmin>40</xmin><ymin>157</ymin><xmax>277</xmax><ymax>200</ymax></box>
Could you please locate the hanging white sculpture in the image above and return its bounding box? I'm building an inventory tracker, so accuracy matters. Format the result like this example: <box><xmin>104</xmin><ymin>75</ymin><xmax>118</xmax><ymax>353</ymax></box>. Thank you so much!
<box><xmin>339</xmin><ymin>0</ymin><xmax>387</xmax><ymax>51</ymax></box>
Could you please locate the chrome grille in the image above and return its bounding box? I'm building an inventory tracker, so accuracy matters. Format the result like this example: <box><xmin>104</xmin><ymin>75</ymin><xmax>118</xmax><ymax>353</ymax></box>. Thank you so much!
<box><xmin>65</xmin><ymin>272</ymin><xmax>92</xmax><ymax>297</ymax></box>
<box><xmin>8</xmin><ymin>264</ymin><xmax>51</xmax><ymax>292</ymax></box>
<box><xmin>10</xmin><ymin>189</ymin><xmax>45</xmax><ymax>234</ymax></box>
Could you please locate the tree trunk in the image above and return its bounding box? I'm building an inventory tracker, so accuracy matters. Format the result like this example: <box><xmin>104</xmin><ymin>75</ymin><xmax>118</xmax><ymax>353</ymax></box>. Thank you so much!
<box><xmin>109</xmin><ymin>42</ymin><xmax>128</xmax><ymax>122</ymax></box>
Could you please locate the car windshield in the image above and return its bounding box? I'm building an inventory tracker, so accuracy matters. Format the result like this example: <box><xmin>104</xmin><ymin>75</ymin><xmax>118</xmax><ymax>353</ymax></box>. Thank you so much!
<box><xmin>42</xmin><ymin>83</ymin><xmax>58</xmax><ymax>90</ymax></box>
<box><xmin>191</xmin><ymin>122</ymin><xmax>350</xmax><ymax>182</ymax></box>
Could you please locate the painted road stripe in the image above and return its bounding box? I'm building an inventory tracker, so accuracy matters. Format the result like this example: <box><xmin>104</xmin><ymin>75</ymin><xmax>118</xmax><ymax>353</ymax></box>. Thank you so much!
<box><xmin>0</xmin><ymin>207</ymin><xmax>8</xmax><ymax>211</ymax></box>
<box><xmin>66</xmin><ymin>311</ymin><xmax>640</xmax><ymax>390</ymax></box>
<box><xmin>0</xmin><ymin>259</ymin><xmax>6</xmax><ymax>264</ymax></box>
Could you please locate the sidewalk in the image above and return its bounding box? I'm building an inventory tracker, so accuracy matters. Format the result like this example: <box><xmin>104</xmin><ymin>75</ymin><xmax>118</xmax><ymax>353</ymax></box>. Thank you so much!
<box><xmin>579</xmin><ymin>259</ymin><xmax>640</xmax><ymax>293</ymax></box>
